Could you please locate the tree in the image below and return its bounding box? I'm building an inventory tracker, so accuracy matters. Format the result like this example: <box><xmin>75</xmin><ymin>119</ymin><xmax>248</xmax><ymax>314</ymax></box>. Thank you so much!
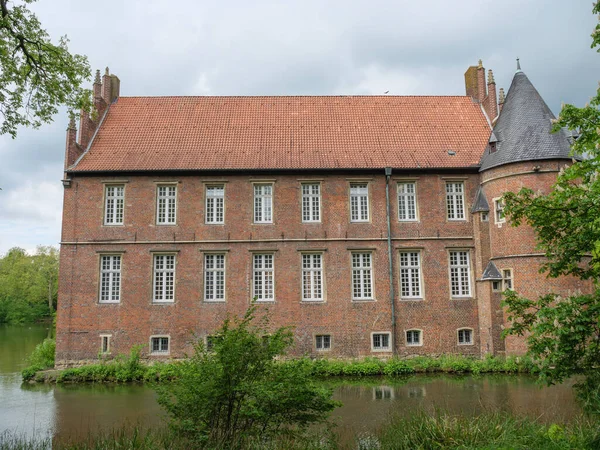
<box><xmin>502</xmin><ymin>2</ymin><xmax>600</xmax><ymax>411</ymax></box>
<box><xmin>154</xmin><ymin>305</ymin><xmax>339</xmax><ymax>449</ymax></box>
<box><xmin>0</xmin><ymin>0</ymin><xmax>90</xmax><ymax>138</ymax></box>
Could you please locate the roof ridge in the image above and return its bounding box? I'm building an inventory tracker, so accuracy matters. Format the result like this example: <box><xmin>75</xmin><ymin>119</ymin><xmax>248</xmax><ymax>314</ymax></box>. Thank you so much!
<box><xmin>116</xmin><ymin>95</ymin><xmax>476</xmax><ymax>99</ymax></box>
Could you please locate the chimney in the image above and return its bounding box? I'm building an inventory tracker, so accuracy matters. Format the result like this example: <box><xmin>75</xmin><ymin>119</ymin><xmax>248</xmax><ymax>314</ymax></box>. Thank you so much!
<box><xmin>64</xmin><ymin>116</ymin><xmax>83</xmax><ymax>169</ymax></box>
<box><xmin>78</xmin><ymin>109</ymin><xmax>94</xmax><ymax>149</ymax></box>
<box><xmin>93</xmin><ymin>69</ymin><xmax>108</xmax><ymax>118</ymax></box>
<box><xmin>487</xmin><ymin>69</ymin><xmax>498</xmax><ymax>121</ymax></box>
<box><xmin>465</xmin><ymin>59</ymin><xmax>487</xmax><ymax>104</ymax></box>
<box><xmin>109</xmin><ymin>74</ymin><xmax>120</xmax><ymax>102</ymax></box>
<box><xmin>498</xmin><ymin>88</ymin><xmax>505</xmax><ymax>113</ymax></box>
<box><xmin>102</xmin><ymin>67</ymin><xmax>112</xmax><ymax>103</ymax></box>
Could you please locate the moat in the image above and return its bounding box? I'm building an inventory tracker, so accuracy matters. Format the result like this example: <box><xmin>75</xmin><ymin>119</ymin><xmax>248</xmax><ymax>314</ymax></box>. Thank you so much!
<box><xmin>1</xmin><ymin>324</ymin><xmax>582</xmax><ymax>444</ymax></box>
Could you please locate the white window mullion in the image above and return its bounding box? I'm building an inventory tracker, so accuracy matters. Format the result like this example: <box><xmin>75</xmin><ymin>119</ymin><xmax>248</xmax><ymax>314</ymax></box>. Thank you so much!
<box><xmin>449</xmin><ymin>251</ymin><xmax>471</xmax><ymax>297</ymax></box>
<box><xmin>157</xmin><ymin>185</ymin><xmax>177</xmax><ymax>225</ymax></box>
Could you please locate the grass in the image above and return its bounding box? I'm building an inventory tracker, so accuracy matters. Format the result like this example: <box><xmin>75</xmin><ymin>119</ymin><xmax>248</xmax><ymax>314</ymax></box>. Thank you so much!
<box><xmin>23</xmin><ymin>347</ymin><xmax>540</xmax><ymax>383</ymax></box>
<box><xmin>1</xmin><ymin>412</ymin><xmax>599</xmax><ymax>449</ymax></box>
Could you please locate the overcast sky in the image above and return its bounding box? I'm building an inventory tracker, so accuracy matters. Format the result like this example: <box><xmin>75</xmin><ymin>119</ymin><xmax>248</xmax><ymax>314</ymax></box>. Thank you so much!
<box><xmin>1</xmin><ymin>0</ymin><xmax>599</xmax><ymax>255</ymax></box>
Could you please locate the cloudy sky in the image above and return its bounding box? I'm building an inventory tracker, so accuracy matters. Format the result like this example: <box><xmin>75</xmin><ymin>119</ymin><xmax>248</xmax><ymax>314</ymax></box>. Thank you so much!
<box><xmin>0</xmin><ymin>0</ymin><xmax>599</xmax><ymax>255</ymax></box>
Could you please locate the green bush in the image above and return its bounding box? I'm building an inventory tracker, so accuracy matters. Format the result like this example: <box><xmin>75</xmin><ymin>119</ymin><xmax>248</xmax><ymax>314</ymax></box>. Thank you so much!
<box><xmin>383</xmin><ymin>359</ymin><xmax>414</xmax><ymax>376</ymax></box>
<box><xmin>154</xmin><ymin>305</ymin><xmax>339</xmax><ymax>449</ymax></box>
<box><xmin>21</xmin><ymin>338</ymin><xmax>55</xmax><ymax>381</ymax></box>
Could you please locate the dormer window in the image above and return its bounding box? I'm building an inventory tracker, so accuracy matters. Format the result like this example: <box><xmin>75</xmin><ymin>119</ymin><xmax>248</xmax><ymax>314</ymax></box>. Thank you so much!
<box><xmin>489</xmin><ymin>142</ymin><xmax>497</xmax><ymax>153</ymax></box>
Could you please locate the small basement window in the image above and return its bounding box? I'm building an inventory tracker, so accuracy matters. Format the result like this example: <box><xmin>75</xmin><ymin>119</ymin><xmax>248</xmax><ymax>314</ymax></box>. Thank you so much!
<box><xmin>372</xmin><ymin>332</ymin><xmax>391</xmax><ymax>351</ymax></box>
<box><xmin>315</xmin><ymin>334</ymin><xmax>331</xmax><ymax>351</ymax></box>
<box><xmin>457</xmin><ymin>329</ymin><xmax>473</xmax><ymax>345</ymax></box>
<box><xmin>150</xmin><ymin>336</ymin><xmax>170</xmax><ymax>354</ymax></box>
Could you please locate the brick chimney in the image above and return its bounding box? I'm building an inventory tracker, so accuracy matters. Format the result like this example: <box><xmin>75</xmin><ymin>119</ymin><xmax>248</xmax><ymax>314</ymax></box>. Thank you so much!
<box><xmin>498</xmin><ymin>87</ymin><xmax>505</xmax><ymax>113</ymax></box>
<box><xmin>64</xmin><ymin>116</ymin><xmax>83</xmax><ymax>169</ymax></box>
<box><xmin>486</xmin><ymin>69</ymin><xmax>498</xmax><ymax>121</ymax></box>
<box><xmin>465</xmin><ymin>60</ymin><xmax>499</xmax><ymax>122</ymax></box>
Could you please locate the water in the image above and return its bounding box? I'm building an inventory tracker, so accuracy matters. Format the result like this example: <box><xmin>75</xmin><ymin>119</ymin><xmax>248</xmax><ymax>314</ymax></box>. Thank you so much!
<box><xmin>0</xmin><ymin>325</ymin><xmax>582</xmax><ymax>443</ymax></box>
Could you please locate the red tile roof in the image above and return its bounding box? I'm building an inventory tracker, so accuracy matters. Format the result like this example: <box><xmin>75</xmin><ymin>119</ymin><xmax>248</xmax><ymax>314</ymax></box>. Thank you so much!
<box><xmin>69</xmin><ymin>96</ymin><xmax>491</xmax><ymax>172</ymax></box>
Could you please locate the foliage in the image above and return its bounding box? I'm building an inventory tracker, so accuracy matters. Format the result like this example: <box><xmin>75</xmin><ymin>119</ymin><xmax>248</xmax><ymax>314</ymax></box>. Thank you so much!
<box><xmin>0</xmin><ymin>0</ymin><xmax>90</xmax><ymax>138</ymax></box>
<box><xmin>0</xmin><ymin>246</ymin><xmax>59</xmax><ymax>324</ymax></box>
<box><xmin>154</xmin><ymin>305</ymin><xmax>339</xmax><ymax>449</ymax></box>
<box><xmin>372</xmin><ymin>411</ymin><xmax>600</xmax><ymax>450</ymax></box>
<box><xmin>501</xmin><ymin>3</ymin><xmax>600</xmax><ymax>409</ymax></box>
<box><xmin>21</xmin><ymin>337</ymin><xmax>54</xmax><ymax>380</ymax></box>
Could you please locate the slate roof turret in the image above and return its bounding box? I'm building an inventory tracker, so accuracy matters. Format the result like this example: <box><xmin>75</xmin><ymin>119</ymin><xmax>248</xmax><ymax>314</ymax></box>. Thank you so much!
<box><xmin>479</xmin><ymin>67</ymin><xmax>573</xmax><ymax>171</ymax></box>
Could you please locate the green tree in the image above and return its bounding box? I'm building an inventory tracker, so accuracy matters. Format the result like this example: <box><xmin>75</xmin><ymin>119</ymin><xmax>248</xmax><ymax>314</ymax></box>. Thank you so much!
<box><xmin>502</xmin><ymin>2</ymin><xmax>600</xmax><ymax>411</ymax></box>
<box><xmin>0</xmin><ymin>0</ymin><xmax>90</xmax><ymax>138</ymax></box>
<box><xmin>154</xmin><ymin>305</ymin><xmax>339</xmax><ymax>449</ymax></box>
<box><xmin>0</xmin><ymin>246</ymin><xmax>59</xmax><ymax>324</ymax></box>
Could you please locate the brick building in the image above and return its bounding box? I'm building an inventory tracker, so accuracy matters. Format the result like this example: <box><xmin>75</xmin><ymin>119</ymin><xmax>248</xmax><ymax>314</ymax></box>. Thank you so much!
<box><xmin>56</xmin><ymin>61</ymin><xmax>587</xmax><ymax>366</ymax></box>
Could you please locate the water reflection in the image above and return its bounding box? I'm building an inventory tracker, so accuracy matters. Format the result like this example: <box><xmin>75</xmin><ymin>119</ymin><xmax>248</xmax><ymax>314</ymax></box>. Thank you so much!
<box><xmin>0</xmin><ymin>325</ymin><xmax>584</xmax><ymax>444</ymax></box>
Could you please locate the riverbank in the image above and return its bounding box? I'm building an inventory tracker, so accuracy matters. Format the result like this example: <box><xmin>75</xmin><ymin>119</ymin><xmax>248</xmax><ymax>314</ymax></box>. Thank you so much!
<box><xmin>23</xmin><ymin>339</ymin><xmax>540</xmax><ymax>383</ymax></box>
<box><xmin>1</xmin><ymin>410</ymin><xmax>599</xmax><ymax>449</ymax></box>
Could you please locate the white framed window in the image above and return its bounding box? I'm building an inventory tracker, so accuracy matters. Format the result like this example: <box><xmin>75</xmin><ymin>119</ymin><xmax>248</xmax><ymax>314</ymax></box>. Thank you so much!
<box><xmin>254</xmin><ymin>184</ymin><xmax>273</xmax><ymax>223</ymax></box>
<box><xmin>481</xmin><ymin>212</ymin><xmax>489</xmax><ymax>222</ymax></box>
<box><xmin>99</xmin><ymin>255</ymin><xmax>121</xmax><ymax>303</ymax></box>
<box><xmin>156</xmin><ymin>185</ymin><xmax>177</xmax><ymax>225</ymax></box>
<box><xmin>150</xmin><ymin>336</ymin><xmax>170</xmax><ymax>354</ymax></box>
<box><xmin>206</xmin><ymin>185</ymin><xmax>225</xmax><ymax>224</ymax></box>
<box><xmin>399</xmin><ymin>251</ymin><xmax>422</xmax><ymax>299</ymax></box>
<box><xmin>457</xmin><ymin>328</ymin><xmax>473</xmax><ymax>345</ymax></box>
<box><xmin>397</xmin><ymin>182</ymin><xmax>417</xmax><ymax>221</ymax></box>
<box><xmin>446</xmin><ymin>182</ymin><xmax>465</xmax><ymax>220</ymax></box>
<box><xmin>153</xmin><ymin>254</ymin><xmax>176</xmax><ymax>303</ymax></box>
<box><xmin>371</xmin><ymin>332</ymin><xmax>391</xmax><ymax>351</ymax></box>
<box><xmin>100</xmin><ymin>335</ymin><xmax>111</xmax><ymax>354</ymax></box>
<box><xmin>204</xmin><ymin>254</ymin><xmax>225</xmax><ymax>302</ymax></box>
<box><xmin>494</xmin><ymin>198</ymin><xmax>505</xmax><ymax>224</ymax></box>
<box><xmin>502</xmin><ymin>269</ymin><xmax>513</xmax><ymax>290</ymax></box>
<box><xmin>253</xmin><ymin>253</ymin><xmax>274</xmax><ymax>301</ymax></box>
<box><xmin>492</xmin><ymin>280</ymin><xmax>501</xmax><ymax>292</ymax></box>
<box><xmin>406</xmin><ymin>329</ymin><xmax>422</xmax><ymax>346</ymax></box>
<box><xmin>449</xmin><ymin>251</ymin><xmax>472</xmax><ymax>297</ymax></box>
<box><xmin>315</xmin><ymin>334</ymin><xmax>331</xmax><ymax>351</ymax></box>
<box><xmin>350</xmin><ymin>183</ymin><xmax>369</xmax><ymax>222</ymax></box>
<box><xmin>104</xmin><ymin>185</ymin><xmax>124</xmax><ymax>225</ymax></box>
<box><xmin>301</xmin><ymin>183</ymin><xmax>321</xmax><ymax>222</ymax></box>
<box><xmin>302</xmin><ymin>253</ymin><xmax>323</xmax><ymax>301</ymax></box>
<box><xmin>352</xmin><ymin>252</ymin><xmax>373</xmax><ymax>300</ymax></box>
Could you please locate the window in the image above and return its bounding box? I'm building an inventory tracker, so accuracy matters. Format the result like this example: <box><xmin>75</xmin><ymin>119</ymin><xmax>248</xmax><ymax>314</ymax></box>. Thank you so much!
<box><xmin>253</xmin><ymin>254</ymin><xmax>274</xmax><ymax>301</ymax></box>
<box><xmin>153</xmin><ymin>254</ymin><xmax>176</xmax><ymax>302</ymax></box>
<box><xmin>406</xmin><ymin>330</ymin><xmax>422</xmax><ymax>346</ymax></box>
<box><xmin>302</xmin><ymin>183</ymin><xmax>321</xmax><ymax>222</ymax></box>
<box><xmin>352</xmin><ymin>252</ymin><xmax>373</xmax><ymax>300</ymax></box>
<box><xmin>100</xmin><ymin>335</ymin><xmax>111</xmax><ymax>354</ymax></box>
<box><xmin>315</xmin><ymin>334</ymin><xmax>331</xmax><ymax>351</ymax></box>
<box><xmin>372</xmin><ymin>332</ymin><xmax>391</xmax><ymax>351</ymax></box>
<box><xmin>204</xmin><ymin>254</ymin><xmax>225</xmax><ymax>302</ymax></box>
<box><xmin>502</xmin><ymin>269</ymin><xmax>513</xmax><ymax>290</ymax></box>
<box><xmin>104</xmin><ymin>185</ymin><xmax>124</xmax><ymax>225</ymax></box>
<box><xmin>350</xmin><ymin>183</ymin><xmax>369</xmax><ymax>222</ymax></box>
<box><xmin>206</xmin><ymin>185</ymin><xmax>225</xmax><ymax>224</ymax></box>
<box><xmin>150</xmin><ymin>336</ymin><xmax>170</xmax><ymax>354</ymax></box>
<box><xmin>254</xmin><ymin>184</ymin><xmax>273</xmax><ymax>223</ymax></box>
<box><xmin>157</xmin><ymin>185</ymin><xmax>177</xmax><ymax>224</ymax></box>
<box><xmin>399</xmin><ymin>251</ymin><xmax>422</xmax><ymax>299</ymax></box>
<box><xmin>302</xmin><ymin>253</ymin><xmax>323</xmax><ymax>301</ymax></box>
<box><xmin>449</xmin><ymin>251</ymin><xmax>471</xmax><ymax>297</ymax></box>
<box><xmin>446</xmin><ymin>182</ymin><xmax>465</xmax><ymax>220</ymax></box>
<box><xmin>492</xmin><ymin>280</ymin><xmax>501</xmax><ymax>292</ymax></box>
<box><xmin>458</xmin><ymin>329</ymin><xmax>473</xmax><ymax>345</ymax></box>
<box><xmin>397</xmin><ymin>182</ymin><xmax>417</xmax><ymax>221</ymax></box>
<box><xmin>494</xmin><ymin>198</ymin><xmax>505</xmax><ymax>223</ymax></box>
<box><xmin>99</xmin><ymin>255</ymin><xmax>121</xmax><ymax>303</ymax></box>
<box><xmin>206</xmin><ymin>335</ymin><xmax>222</xmax><ymax>352</ymax></box>
<box><xmin>481</xmin><ymin>212</ymin><xmax>489</xmax><ymax>222</ymax></box>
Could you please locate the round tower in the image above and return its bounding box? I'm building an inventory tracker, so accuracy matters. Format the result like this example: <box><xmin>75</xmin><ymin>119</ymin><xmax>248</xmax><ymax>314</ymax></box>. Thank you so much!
<box><xmin>474</xmin><ymin>61</ymin><xmax>589</xmax><ymax>355</ymax></box>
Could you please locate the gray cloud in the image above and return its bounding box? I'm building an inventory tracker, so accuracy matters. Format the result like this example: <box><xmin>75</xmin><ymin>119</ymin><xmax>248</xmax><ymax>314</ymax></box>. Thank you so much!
<box><xmin>1</xmin><ymin>0</ymin><xmax>599</xmax><ymax>254</ymax></box>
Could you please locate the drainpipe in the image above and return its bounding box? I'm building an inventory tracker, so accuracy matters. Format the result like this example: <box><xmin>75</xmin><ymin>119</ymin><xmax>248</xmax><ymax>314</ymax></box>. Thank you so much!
<box><xmin>384</xmin><ymin>167</ymin><xmax>396</xmax><ymax>357</ymax></box>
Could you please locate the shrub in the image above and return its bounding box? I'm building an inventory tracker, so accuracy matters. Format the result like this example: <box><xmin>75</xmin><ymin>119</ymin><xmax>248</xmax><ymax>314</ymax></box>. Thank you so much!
<box><xmin>383</xmin><ymin>359</ymin><xmax>414</xmax><ymax>377</ymax></box>
<box><xmin>154</xmin><ymin>305</ymin><xmax>339</xmax><ymax>449</ymax></box>
<box><xmin>21</xmin><ymin>338</ymin><xmax>55</xmax><ymax>381</ymax></box>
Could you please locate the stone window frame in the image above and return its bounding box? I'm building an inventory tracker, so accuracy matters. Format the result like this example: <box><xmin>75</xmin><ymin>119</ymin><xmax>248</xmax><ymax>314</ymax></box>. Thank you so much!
<box><xmin>405</xmin><ymin>329</ymin><xmax>423</xmax><ymax>347</ymax></box>
<box><xmin>502</xmin><ymin>268</ymin><xmax>514</xmax><ymax>291</ymax></box>
<box><xmin>203</xmin><ymin>252</ymin><xmax>227</xmax><ymax>303</ymax></box>
<box><xmin>447</xmin><ymin>249</ymin><xmax>473</xmax><ymax>299</ymax></box>
<box><xmin>350</xmin><ymin>251</ymin><xmax>375</xmax><ymax>301</ymax></box>
<box><xmin>315</xmin><ymin>334</ymin><xmax>332</xmax><ymax>351</ymax></box>
<box><xmin>445</xmin><ymin>180</ymin><xmax>467</xmax><ymax>221</ymax></box>
<box><xmin>253</xmin><ymin>182</ymin><xmax>274</xmax><ymax>224</ymax></box>
<box><xmin>155</xmin><ymin>182</ymin><xmax>178</xmax><ymax>225</ymax></box>
<box><xmin>300</xmin><ymin>252</ymin><xmax>325</xmax><ymax>302</ymax></box>
<box><xmin>300</xmin><ymin>182</ymin><xmax>322</xmax><ymax>223</ymax></box>
<box><xmin>205</xmin><ymin>184</ymin><xmax>225</xmax><ymax>225</ymax></box>
<box><xmin>398</xmin><ymin>250</ymin><xmax>424</xmax><ymax>300</ymax></box>
<box><xmin>349</xmin><ymin>181</ymin><xmax>371</xmax><ymax>223</ymax></box>
<box><xmin>98</xmin><ymin>252</ymin><xmax>124</xmax><ymax>304</ymax></box>
<box><xmin>102</xmin><ymin>183</ymin><xmax>126</xmax><ymax>226</ymax></box>
<box><xmin>457</xmin><ymin>328</ymin><xmax>474</xmax><ymax>346</ymax></box>
<box><xmin>100</xmin><ymin>334</ymin><xmax>112</xmax><ymax>354</ymax></box>
<box><xmin>371</xmin><ymin>331</ymin><xmax>392</xmax><ymax>352</ymax></box>
<box><xmin>152</xmin><ymin>253</ymin><xmax>177</xmax><ymax>303</ymax></box>
<box><xmin>252</xmin><ymin>252</ymin><xmax>276</xmax><ymax>302</ymax></box>
<box><xmin>149</xmin><ymin>335</ymin><xmax>170</xmax><ymax>355</ymax></box>
<box><xmin>397</xmin><ymin>181</ymin><xmax>418</xmax><ymax>222</ymax></box>
<box><xmin>493</xmin><ymin>197</ymin><xmax>506</xmax><ymax>224</ymax></box>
